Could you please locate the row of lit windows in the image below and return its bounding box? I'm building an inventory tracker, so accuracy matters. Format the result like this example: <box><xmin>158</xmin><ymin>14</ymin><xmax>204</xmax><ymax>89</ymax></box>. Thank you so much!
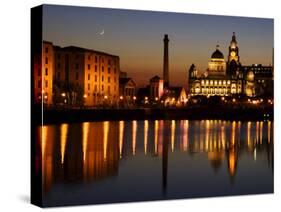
<box><xmin>201</xmin><ymin>80</ymin><xmax>231</xmax><ymax>85</ymax></box>
<box><xmin>201</xmin><ymin>88</ymin><xmax>230</xmax><ymax>94</ymax></box>
<box><xmin>87</xmin><ymin>84</ymin><xmax>117</xmax><ymax>94</ymax></box>
<box><xmin>200</xmin><ymin>86</ymin><xmax>231</xmax><ymax>89</ymax></box>
<box><xmin>87</xmin><ymin>55</ymin><xmax>117</xmax><ymax>66</ymax></box>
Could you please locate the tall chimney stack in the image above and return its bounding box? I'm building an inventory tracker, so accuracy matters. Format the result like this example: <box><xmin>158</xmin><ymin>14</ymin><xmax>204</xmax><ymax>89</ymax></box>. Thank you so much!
<box><xmin>163</xmin><ymin>34</ymin><xmax>169</xmax><ymax>88</ymax></box>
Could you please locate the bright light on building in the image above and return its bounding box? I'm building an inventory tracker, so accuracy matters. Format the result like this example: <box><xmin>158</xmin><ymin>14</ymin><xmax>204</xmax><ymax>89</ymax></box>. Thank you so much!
<box><xmin>83</xmin><ymin>94</ymin><xmax>87</xmax><ymax>98</ymax></box>
<box><xmin>155</xmin><ymin>97</ymin><xmax>159</xmax><ymax>101</ymax></box>
<box><xmin>44</xmin><ymin>95</ymin><xmax>48</xmax><ymax>99</ymax></box>
<box><xmin>133</xmin><ymin>96</ymin><xmax>137</xmax><ymax>100</ymax></box>
<box><xmin>248</xmin><ymin>99</ymin><xmax>251</xmax><ymax>102</ymax></box>
<box><xmin>232</xmin><ymin>98</ymin><xmax>236</xmax><ymax>103</ymax></box>
<box><xmin>120</xmin><ymin>96</ymin><xmax>123</xmax><ymax>100</ymax></box>
<box><xmin>145</xmin><ymin>96</ymin><xmax>148</xmax><ymax>100</ymax></box>
<box><xmin>221</xmin><ymin>97</ymin><xmax>225</xmax><ymax>101</ymax></box>
<box><xmin>252</xmin><ymin>100</ymin><xmax>258</xmax><ymax>104</ymax></box>
<box><xmin>61</xmin><ymin>92</ymin><xmax>66</xmax><ymax>97</ymax></box>
<box><xmin>104</xmin><ymin>95</ymin><xmax>108</xmax><ymax>99</ymax></box>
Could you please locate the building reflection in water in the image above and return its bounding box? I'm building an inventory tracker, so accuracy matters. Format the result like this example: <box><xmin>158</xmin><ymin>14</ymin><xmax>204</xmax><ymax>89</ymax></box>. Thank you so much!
<box><xmin>60</xmin><ymin>124</ymin><xmax>68</xmax><ymax>164</ymax></box>
<box><xmin>82</xmin><ymin>122</ymin><xmax>90</xmax><ymax>163</ymax></box>
<box><xmin>39</xmin><ymin>120</ymin><xmax>273</xmax><ymax>194</ymax></box>
<box><xmin>144</xmin><ymin>120</ymin><xmax>148</xmax><ymax>155</ymax></box>
<box><xmin>247</xmin><ymin>122</ymin><xmax>251</xmax><ymax>148</ymax></box>
<box><xmin>170</xmin><ymin>120</ymin><xmax>175</xmax><ymax>152</ymax></box>
<box><xmin>119</xmin><ymin>121</ymin><xmax>124</xmax><ymax>158</ymax></box>
<box><xmin>268</xmin><ymin>121</ymin><xmax>271</xmax><ymax>144</ymax></box>
<box><xmin>182</xmin><ymin>120</ymin><xmax>189</xmax><ymax>152</ymax></box>
<box><xmin>259</xmin><ymin>121</ymin><xmax>263</xmax><ymax>144</ymax></box>
<box><xmin>132</xmin><ymin>121</ymin><xmax>137</xmax><ymax>155</ymax></box>
<box><xmin>154</xmin><ymin>120</ymin><xmax>159</xmax><ymax>155</ymax></box>
<box><xmin>103</xmin><ymin>121</ymin><xmax>109</xmax><ymax>161</ymax></box>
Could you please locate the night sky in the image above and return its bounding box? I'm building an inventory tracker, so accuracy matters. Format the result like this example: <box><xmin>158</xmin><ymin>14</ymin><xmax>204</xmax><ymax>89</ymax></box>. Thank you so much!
<box><xmin>43</xmin><ymin>4</ymin><xmax>273</xmax><ymax>87</ymax></box>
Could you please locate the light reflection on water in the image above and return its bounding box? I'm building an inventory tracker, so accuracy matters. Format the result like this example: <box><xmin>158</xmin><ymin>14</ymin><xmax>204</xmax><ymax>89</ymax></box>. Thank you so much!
<box><xmin>38</xmin><ymin>120</ymin><xmax>273</xmax><ymax>206</ymax></box>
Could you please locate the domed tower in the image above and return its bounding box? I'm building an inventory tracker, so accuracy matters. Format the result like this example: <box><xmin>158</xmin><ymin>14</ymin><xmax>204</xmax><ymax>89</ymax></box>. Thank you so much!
<box><xmin>228</xmin><ymin>32</ymin><xmax>240</xmax><ymax>64</ymax></box>
<box><xmin>207</xmin><ymin>45</ymin><xmax>226</xmax><ymax>76</ymax></box>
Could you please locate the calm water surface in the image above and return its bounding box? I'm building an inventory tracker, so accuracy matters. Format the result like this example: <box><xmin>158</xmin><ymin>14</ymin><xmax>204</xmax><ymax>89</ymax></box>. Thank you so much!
<box><xmin>37</xmin><ymin>120</ymin><xmax>273</xmax><ymax>206</ymax></box>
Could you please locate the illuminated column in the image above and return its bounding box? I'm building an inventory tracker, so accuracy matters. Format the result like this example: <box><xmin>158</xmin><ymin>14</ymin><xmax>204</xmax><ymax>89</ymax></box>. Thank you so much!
<box><xmin>163</xmin><ymin>34</ymin><xmax>169</xmax><ymax>87</ymax></box>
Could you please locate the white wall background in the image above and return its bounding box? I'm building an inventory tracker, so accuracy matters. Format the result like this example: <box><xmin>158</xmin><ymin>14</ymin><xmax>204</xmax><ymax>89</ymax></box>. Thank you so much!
<box><xmin>0</xmin><ymin>0</ymin><xmax>280</xmax><ymax>211</ymax></box>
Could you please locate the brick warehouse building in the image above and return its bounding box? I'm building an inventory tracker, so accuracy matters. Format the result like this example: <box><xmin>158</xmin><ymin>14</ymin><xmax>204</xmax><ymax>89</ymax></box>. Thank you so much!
<box><xmin>34</xmin><ymin>41</ymin><xmax>120</xmax><ymax>106</ymax></box>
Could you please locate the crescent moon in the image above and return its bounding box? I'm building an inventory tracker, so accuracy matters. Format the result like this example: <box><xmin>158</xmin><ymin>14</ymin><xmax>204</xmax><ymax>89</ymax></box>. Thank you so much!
<box><xmin>100</xmin><ymin>29</ymin><xmax>104</xmax><ymax>35</ymax></box>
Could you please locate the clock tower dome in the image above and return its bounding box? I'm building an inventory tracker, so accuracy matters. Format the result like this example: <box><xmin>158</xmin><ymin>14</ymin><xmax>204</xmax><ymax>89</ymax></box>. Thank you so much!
<box><xmin>228</xmin><ymin>32</ymin><xmax>239</xmax><ymax>64</ymax></box>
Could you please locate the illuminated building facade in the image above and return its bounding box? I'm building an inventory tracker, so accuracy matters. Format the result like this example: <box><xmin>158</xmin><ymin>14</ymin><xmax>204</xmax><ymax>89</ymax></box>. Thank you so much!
<box><xmin>37</xmin><ymin>41</ymin><xmax>120</xmax><ymax>106</ymax></box>
<box><xmin>119</xmin><ymin>77</ymin><xmax>137</xmax><ymax>105</ymax></box>
<box><xmin>243</xmin><ymin>64</ymin><xmax>273</xmax><ymax>97</ymax></box>
<box><xmin>54</xmin><ymin>45</ymin><xmax>120</xmax><ymax>106</ymax></box>
<box><xmin>34</xmin><ymin>41</ymin><xmax>54</xmax><ymax>105</ymax></box>
<box><xmin>149</xmin><ymin>75</ymin><xmax>164</xmax><ymax>100</ymax></box>
<box><xmin>161</xmin><ymin>87</ymin><xmax>187</xmax><ymax>106</ymax></box>
<box><xmin>188</xmin><ymin>32</ymin><xmax>273</xmax><ymax>97</ymax></box>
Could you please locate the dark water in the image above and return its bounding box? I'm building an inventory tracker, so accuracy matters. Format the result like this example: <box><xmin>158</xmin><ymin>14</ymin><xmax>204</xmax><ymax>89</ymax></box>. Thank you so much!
<box><xmin>37</xmin><ymin>120</ymin><xmax>273</xmax><ymax>207</ymax></box>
